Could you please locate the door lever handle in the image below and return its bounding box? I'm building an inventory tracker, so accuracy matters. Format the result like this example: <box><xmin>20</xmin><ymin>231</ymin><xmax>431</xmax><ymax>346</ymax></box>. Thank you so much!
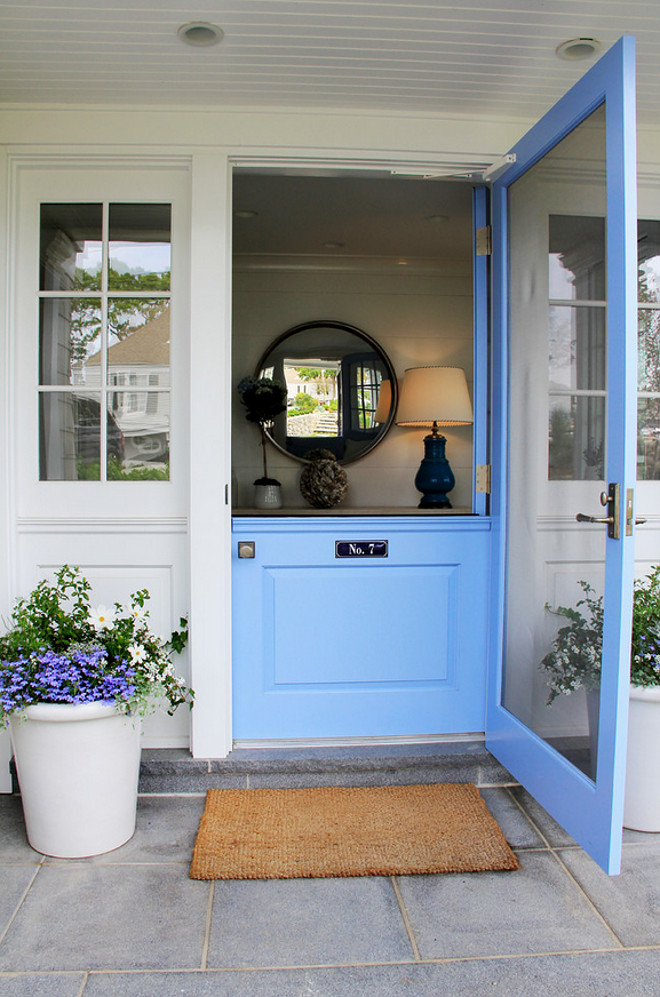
<box><xmin>576</xmin><ymin>513</ymin><xmax>613</xmax><ymax>526</ymax></box>
<box><xmin>576</xmin><ymin>483</ymin><xmax>620</xmax><ymax>539</ymax></box>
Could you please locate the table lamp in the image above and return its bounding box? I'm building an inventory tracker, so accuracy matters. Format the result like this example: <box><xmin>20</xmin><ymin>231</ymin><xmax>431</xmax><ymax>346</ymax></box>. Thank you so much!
<box><xmin>396</xmin><ymin>366</ymin><xmax>473</xmax><ymax>508</ymax></box>
<box><xmin>374</xmin><ymin>379</ymin><xmax>392</xmax><ymax>424</ymax></box>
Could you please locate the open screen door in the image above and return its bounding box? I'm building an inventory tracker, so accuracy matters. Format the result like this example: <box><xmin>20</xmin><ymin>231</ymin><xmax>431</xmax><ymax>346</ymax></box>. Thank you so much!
<box><xmin>486</xmin><ymin>36</ymin><xmax>637</xmax><ymax>874</ymax></box>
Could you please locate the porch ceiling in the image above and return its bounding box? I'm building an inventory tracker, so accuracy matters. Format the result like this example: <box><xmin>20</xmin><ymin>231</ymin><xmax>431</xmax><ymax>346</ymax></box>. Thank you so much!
<box><xmin>1</xmin><ymin>1</ymin><xmax>659</xmax><ymax>124</ymax></box>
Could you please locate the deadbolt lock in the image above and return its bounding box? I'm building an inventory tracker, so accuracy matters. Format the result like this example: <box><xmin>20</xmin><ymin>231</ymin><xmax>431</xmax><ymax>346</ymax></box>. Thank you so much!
<box><xmin>238</xmin><ymin>541</ymin><xmax>255</xmax><ymax>559</ymax></box>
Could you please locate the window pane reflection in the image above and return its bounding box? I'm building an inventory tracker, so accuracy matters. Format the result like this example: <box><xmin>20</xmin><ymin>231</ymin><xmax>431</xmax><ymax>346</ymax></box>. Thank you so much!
<box><xmin>548</xmin><ymin>395</ymin><xmax>606</xmax><ymax>480</ymax></box>
<box><xmin>109</xmin><ymin>391</ymin><xmax>169</xmax><ymax>479</ymax></box>
<box><xmin>638</xmin><ymin>309</ymin><xmax>660</xmax><ymax>393</ymax></box>
<box><xmin>549</xmin><ymin>305</ymin><xmax>606</xmax><ymax>391</ymax></box>
<box><xmin>39</xmin><ymin>299</ymin><xmax>102</xmax><ymax>385</ymax></box>
<box><xmin>109</xmin><ymin>204</ymin><xmax>171</xmax><ymax>291</ymax></box>
<box><xmin>40</xmin><ymin>393</ymin><xmax>102</xmax><ymax>480</ymax></box>
<box><xmin>40</xmin><ymin>204</ymin><xmax>102</xmax><ymax>291</ymax></box>
<box><xmin>106</xmin><ymin>300</ymin><xmax>170</xmax><ymax>363</ymax></box>
<box><xmin>549</xmin><ymin>216</ymin><xmax>605</xmax><ymax>301</ymax></box>
<box><xmin>638</xmin><ymin>397</ymin><xmax>660</xmax><ymax>480</ymax></box>
<box><xmin>506</xmin><ymin>103</ymin><xmax>607</xmax><ymax>784</ymax></box>
<box><xmin>638</xmin><ymin>220</ymin><xmax>660</xmax><ymax>305</ymax></box>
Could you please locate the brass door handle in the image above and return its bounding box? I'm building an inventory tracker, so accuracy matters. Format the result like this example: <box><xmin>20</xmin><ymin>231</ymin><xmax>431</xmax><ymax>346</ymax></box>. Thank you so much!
<box><xmin>576</xmin><ymin>483</ymin><xmax>620</xmax><ymax>539</ymax></box>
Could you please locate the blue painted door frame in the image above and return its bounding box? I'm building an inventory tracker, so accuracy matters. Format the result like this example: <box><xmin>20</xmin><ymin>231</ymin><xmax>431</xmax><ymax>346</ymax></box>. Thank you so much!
<box><xmin>486</xmin><ymin>37</ymin><xmax>638</xmax><ymax>874</ymax></box>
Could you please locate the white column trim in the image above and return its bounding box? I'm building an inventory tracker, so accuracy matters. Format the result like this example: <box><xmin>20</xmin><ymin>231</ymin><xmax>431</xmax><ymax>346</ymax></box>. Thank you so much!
<box><xmin>189</xmin><ymin>151</ymin><xmax>233</xmax><ymax>758</ymax></box>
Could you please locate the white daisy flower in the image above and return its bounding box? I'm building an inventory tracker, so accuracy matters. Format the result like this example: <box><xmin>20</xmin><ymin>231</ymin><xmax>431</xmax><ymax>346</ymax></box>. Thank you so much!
<box><xmin>129</xmin><ymin>643</ymin><xmax>147</xmax><ymax>664</ymax></box>
<box><xmin>89</xmin><ymin>605</ymin><xmax>116</xmax><ymax>631</ymax></box>
<box><xmin>129</xmin><ymin>605</ymin><xmax>148</xmax><ymax>625</ymax></box>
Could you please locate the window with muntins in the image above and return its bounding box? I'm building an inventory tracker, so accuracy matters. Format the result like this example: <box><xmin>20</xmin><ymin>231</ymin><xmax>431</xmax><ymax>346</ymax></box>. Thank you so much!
<box><xmin>38</xmin><ymin>202</ymin><xmax>171</xmax><ymax>481</ymax></box>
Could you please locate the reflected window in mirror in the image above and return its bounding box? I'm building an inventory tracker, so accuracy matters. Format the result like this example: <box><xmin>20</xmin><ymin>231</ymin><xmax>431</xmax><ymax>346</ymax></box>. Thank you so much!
<box><xmin>256</xmin><ymin>321</ymin><xmax>398</xmax><ymax>465</ymax></box>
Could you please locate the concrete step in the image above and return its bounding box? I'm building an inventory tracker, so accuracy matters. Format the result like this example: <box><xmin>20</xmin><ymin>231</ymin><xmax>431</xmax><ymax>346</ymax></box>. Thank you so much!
<box><xmin>138</xmin><ymin>742</ymin><xmax>516</xmax><ymax>794</ymax></box>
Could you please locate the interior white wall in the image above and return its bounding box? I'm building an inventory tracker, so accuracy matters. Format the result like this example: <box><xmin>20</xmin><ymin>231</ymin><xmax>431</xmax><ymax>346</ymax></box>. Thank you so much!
<box><xmin>232</xmin><ymin>257</ymin><xmax>474</xmax><ymax>510</ymax></box>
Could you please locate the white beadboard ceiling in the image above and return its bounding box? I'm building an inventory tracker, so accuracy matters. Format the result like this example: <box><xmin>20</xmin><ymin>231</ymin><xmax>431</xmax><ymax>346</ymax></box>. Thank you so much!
<box><xmin>1</xmin><ymin>0</ymin><xmax>659</xmax><ymax>124</ymax></box>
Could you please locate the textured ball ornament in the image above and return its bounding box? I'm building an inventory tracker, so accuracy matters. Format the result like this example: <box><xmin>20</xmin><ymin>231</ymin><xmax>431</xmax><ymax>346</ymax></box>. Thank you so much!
<box><xmin>299</xmin><ymin>449</ymin><xmax>348</xmax><ymax>509</ymax></box>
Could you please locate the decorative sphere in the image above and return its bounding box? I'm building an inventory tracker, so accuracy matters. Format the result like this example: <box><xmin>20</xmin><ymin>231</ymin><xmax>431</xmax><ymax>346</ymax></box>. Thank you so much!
<box><xmin>299</xmin><ymin>449</ymin><xmax>348</xmax><ymax>509</ymax></box>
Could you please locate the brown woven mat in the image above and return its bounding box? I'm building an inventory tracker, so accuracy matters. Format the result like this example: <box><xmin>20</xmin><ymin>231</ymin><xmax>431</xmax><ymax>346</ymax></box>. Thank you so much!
<box><xmin>189</xmin><ymin>783</ymin><xmax>518</xmax><ymax>880</ymax></box>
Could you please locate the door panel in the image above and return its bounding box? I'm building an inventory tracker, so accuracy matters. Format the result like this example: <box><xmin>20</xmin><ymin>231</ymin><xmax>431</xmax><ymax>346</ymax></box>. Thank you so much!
<box><xmin>232</xmin><ymin>517</ymin><xmax>491</xmax><ymax>741</ymax></box>
<box><xmin>487</xmin><ymin>37</ymin><xmax>637</xmax><ymax>873</ymax></box>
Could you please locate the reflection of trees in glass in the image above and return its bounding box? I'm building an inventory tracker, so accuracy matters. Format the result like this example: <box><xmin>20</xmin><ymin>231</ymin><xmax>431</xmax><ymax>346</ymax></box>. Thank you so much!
<box><xmin>548</xmin><ymin>308</ymin><xmax>576</xmax><ymax>387</ymax></box>
<box><xmin>638</xmin><ymin>267</ymin><xmax>660</xmax><ymax>393</ymax></box>
<box><xmin>69</xmin><ymin>268</ymin><xmax>170</xmax><ymax>367</ymax></box>
<box><xmin>637</xmin><ymin>255</ymin><xmax>660</xmax><ymax>479</ymax></box>
<box><xmin>548</xmin><ymin>406</ymin><xmax>574</xmax><ymax>479</ymax></box>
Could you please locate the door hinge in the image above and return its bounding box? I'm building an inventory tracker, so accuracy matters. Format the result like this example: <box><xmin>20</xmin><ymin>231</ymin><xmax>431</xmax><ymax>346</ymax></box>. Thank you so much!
<box><xmin>476</xmin><ymin>464</ymin><xmax>491</xmax><ymax>493</ymax></box>
<box><xmin>475</xmin><ymin>226</ymin><xmax>492</xmax><ymax>256</ymax></box>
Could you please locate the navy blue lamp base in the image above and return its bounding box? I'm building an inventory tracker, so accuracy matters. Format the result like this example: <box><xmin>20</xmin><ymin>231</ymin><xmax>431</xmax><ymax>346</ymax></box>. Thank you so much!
<box><xmin>414</xmin><ymin>432</ymin><xmax>455</xmax><ymax>508</ymax></box>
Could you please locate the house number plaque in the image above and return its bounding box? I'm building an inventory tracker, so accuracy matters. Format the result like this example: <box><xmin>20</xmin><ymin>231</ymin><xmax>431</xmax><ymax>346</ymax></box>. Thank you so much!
<box><xmin>335</xmin><ymin>540</ymin><xmax>388</xmax><ymax>558</ymax></box>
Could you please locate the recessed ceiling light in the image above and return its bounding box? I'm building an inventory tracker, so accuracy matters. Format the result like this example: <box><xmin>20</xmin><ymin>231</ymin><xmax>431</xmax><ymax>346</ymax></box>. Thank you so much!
<box><xmin>234</xmin><ymin>209</ymin><xmax>258</xmax><ymax>219</ymax></box>
<box><xmin>177</xmin><ymin>22</ymin><xmax>224</xmax><ymax>47</ymax></box>
<box><xmin>426</xmin><ymin>214</ymin><xmax>449</xmax><ymax>223</ymax></box>
<box><xmin>323</xmin><ymin>241</ymin><xmax>345</xmax><ymax>249</ymax></box>
<box><xmin>555</xmin><ymin>37</ymin><xmax>602</xmax><ymax>61</ymax></box>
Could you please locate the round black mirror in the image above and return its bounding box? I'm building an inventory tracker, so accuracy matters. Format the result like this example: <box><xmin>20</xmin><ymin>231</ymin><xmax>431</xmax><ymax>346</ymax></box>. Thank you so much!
<box><xmin>256</xmin><ymin>320</ymin><xmax>398</xmax><ymax>465</ymax></box>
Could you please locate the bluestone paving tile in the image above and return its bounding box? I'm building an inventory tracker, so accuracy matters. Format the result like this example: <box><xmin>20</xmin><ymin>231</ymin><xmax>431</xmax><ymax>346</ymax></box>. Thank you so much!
<box><xmin>0</xmin><ymin>866</ymin><xmax>39</xmax><ymax>935</ymax></box>
<box><xmin>479</xmin><ymin>787</ymin><xmax>546</xmax><ymax>849</ymax></box>
<box><xmin>0</xmin><ymin>865</ymin><xmax>210</xmax><ymax>972</ymax></box>
<box><xmin>246</xmin><ymin>766</ymin><xmax>480</xmax><ymax>789</ymax></box>
<box><xmin>0</xmin><ymin>973</ymin><xmax>86</xmax><ymax>996</ymax></box>
<box><xmin>139</xmin><ymin>774</ymin><xmax>247</xmax><ymax>793</ymax></box>
<box><xmin>44</xmin><ymin>794</ymin><xmax>206</xmax><ymax>865</ymax></box>
<box><xmin>559</xmin><ymin>841</ymin><xmax>660</xmax><ymax>946</ymax></box>
<box><xmin>397</xmin><ymin>851</ymin><xmax>618</xmax><ymax>958</ymax></box>
<box><xmin>74</xmin><ymin>950</ymin><xmax>660</xmax><ymax>997</ymax></box>
<box><xmin>0</xmin><ymin>797</ymin><xmax>39</xmax><ymax>863</ymax></box>
<box><xmin>206</xmin><ymin>876</ymin><xmax>414</xmax><ymax>968</ymax></box>
<box><xmin>508</xmin><ymin>786</ymin><xmax>578</xmax><ymax>847</ymax></box>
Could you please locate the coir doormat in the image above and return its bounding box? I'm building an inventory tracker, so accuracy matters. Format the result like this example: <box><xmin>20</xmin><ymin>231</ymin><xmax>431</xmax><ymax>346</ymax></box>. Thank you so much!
<box><xmin>189</xmin><ymin>783</ymin><xmax>518</xmax><ymax>880</ymax></box>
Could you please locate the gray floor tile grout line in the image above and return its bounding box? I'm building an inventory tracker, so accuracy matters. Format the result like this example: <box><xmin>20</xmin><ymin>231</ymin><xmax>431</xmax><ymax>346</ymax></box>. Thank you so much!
<box><xmin>75</xmin><ymin>971</ymin><xmax>90</xmax><ymax>997</ymax></box>
<box><xmin>548</xmin><ymin>847</ymin><xmax>627</xmax><ymax>949</ymax></box>
<box><xmin>391</xmin><ymin>876</ymin><xmax>421</xmax><ymax>961</ymax></box>
<box><xmin>503</xmin><ymin>786</ymin><xmax>556</xmax><ymax>851</ymax></box>
<box><xmin>200</xmin><ymin>881</ymin><xmax>214</xmax><ymax>970</ymax></box>
<box><xmin>503</xmin><ymin>788</ymin><xmax>627</xmax><ymax>950</ymax></box>
<box><xmin>0</xmin><ymin>861</ymin><xmax>42</xmax><ymax>950</ymax></box>
<box><xmin>13</xmin><ymin>945</ymin><xmax>660</xmax><ymax>978</ymax></box>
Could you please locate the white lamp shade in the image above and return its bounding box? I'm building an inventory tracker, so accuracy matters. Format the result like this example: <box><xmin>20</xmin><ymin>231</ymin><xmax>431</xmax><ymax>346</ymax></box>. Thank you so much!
<box><xmin>396</xmin><ymin>366</ymin><xmax>473</xmax><ymax>426</ymax></box>
<box><xmin>374</xmin><ymin>378</ymin><xmax>392</xmax><ymax>424</ymax></box>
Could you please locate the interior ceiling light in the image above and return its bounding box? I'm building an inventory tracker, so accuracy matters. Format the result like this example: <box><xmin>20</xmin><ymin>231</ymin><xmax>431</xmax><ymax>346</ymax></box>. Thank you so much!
<box><xmin>555</xmin><ymin>37</ymin><xmax>602</xmax><ymax>61</ymax></box>
<box><xmin>177</xmin><ymin>22</ymin><xmax>224</xmax><ymax>47</ymax></box>
<box><xmin>426</xmin><ymin>214</ymin><xmax>449</xmax><ymax>223</ymax></box>
<box><xmin>234</xmin><ymin>209</ymin><xmax>258</xmax><ymax>219</ymax></box>
<box><xmin>323</xmin><ymin>241</ymin><xmax>345</xmax><ymax>249</ymax></box>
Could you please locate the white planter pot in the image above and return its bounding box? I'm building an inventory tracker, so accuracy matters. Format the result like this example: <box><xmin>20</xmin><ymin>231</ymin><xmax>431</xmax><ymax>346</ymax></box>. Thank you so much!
<box><xmin>624</xmin><ymin>684</ymin><xmax>660</xmax><ymax>832</ymax></box>
<box><xmin>10</xmin><ymin>701</ymin><xmax>142</xmax><ymax>858</ymax></box>
<box><xmin>254</xmin><ymin>482</ymin><xmax>282</xmax><ymax>509</ymax></box>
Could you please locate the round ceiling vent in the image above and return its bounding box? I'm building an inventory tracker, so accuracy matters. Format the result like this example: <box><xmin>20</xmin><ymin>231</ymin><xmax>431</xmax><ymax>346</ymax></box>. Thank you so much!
<box><xmin>177</xmin><ymin>22</ymin><xmax>224</xmax><ymax>47</ymax></box>
<box><xmin>555</xmin><ymin>37</ymin><xmax>602</xmax><ymax>61</ymax></box>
